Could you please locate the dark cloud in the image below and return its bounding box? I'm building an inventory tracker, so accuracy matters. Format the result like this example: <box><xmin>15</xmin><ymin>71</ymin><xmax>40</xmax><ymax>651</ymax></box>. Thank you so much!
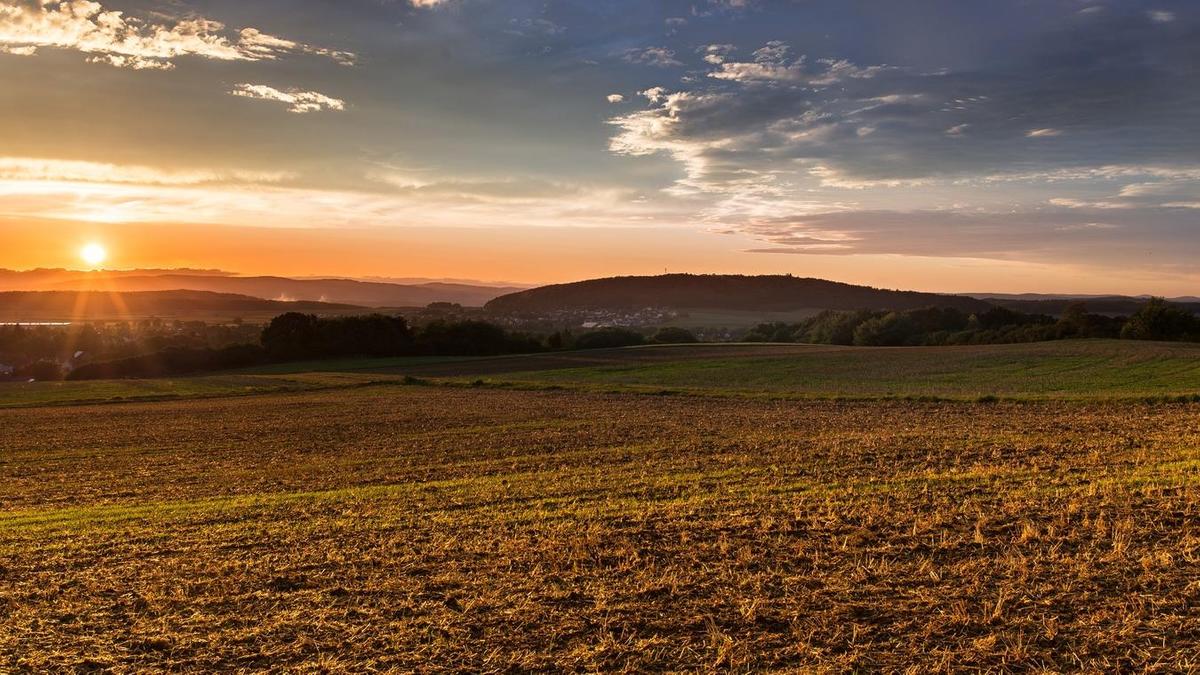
<box><xmin>739</xmin><ymin>206</ymin><xmax>1200</xmax><ymax>267</ymax></box>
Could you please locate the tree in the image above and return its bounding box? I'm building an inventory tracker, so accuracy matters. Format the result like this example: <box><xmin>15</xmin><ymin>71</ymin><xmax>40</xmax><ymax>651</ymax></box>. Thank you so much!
<box><xmin>1121</xmin><ymin>298</ymin><xmax>1199</xmax><ymax>341</ymax></box>
<box><xmin>743</xmin><ymin>322</ymin><xmax>797</xmax><ymax>343</ymax></box>
<box><xmin>261</xmin><ymin>312</ymin><xmax>321</xmax><ymax>360</ymax></box>
<box><xmin>416</xmin><ymin>320</ymin><xmax>512</xmax><ymax>355</ymax></box>
<box><xmin>802</xmin><ymin>310</ymin><xmax>876</xmax><ymax>345</ymax></box>
<box><xmin>852</xmin><ymin>312</ymin><xmax>918</xmax><ymax>346</ymax></box>
<box><xmin>650</xmin><ymin>326</ymin><xmax>698</xmax><ymax>344</ymax></box>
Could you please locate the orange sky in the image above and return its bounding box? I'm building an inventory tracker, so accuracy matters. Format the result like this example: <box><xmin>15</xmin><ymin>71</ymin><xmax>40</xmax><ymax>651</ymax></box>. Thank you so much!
<box><xmin>2</xmin><ymin>217</ymin><xmax>1193</xmax><ymax>296</ymax></box>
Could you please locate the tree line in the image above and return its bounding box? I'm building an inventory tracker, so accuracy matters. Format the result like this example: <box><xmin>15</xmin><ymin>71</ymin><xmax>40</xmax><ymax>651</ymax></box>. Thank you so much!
<box><xmin>743</xmin><ymin>299</ymin><xmax>1199</xmax><ymax>346</ymax></box>
<box><xmin>9</xmin><ymin>298</ymin><xmax>1197</xmax><ymax>380</ymax></box>
<box><xmin>63</xmin><ymin>315</ymin><xmax>697</xmax><ymax>380</ymax></box>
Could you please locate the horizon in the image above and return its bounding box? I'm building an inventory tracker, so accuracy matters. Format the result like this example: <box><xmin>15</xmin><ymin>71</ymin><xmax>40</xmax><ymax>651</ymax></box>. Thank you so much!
<box><xmin>1</xmin><ymin>264</ymin><xmax>1197</xmax><ymax>300</ymax></box>
<box><xmin>2</xmin><ymin>1</ymin><xmax>1198</xmax><ymax>295</ymax></box>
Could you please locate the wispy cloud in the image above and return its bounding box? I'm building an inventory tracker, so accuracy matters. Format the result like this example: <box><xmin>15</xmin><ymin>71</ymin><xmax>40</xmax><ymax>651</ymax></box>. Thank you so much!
<box><xmin>621</xmin><ymin>46</ymin><xmax>682</xmax><ymax>67</ymax></box>
<box><xmin>0</xmin><ymin>157</ymin><xmax>293</xmax><ymax>185</ymax></box>
<box><xmin>0</xmin><ymin>43</ymin><xmax>35</xmax><ymax>55</ymax></box>
<box><xmin>0</xmin><ymin>1</ymin><xmax>355</xmax><ymax>70</ymax></box>
<box><xmin>230</xmin><ymin>84</ymin><xmax>346</xmax><ymax>114</ymax></box>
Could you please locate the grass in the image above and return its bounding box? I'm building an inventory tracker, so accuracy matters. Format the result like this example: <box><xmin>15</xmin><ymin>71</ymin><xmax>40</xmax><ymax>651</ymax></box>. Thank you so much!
<box><xmin>425</xmin><ymin>340</ymin><xmax>1200</xmax><ymax>400</ymax></box>
<box><xmin>9</xmin><ymin>339</ymin><xmax>1191</xmax><ymax>409</ymax></box>
<box><xmin>2</xmin><ymin>383</ymin><xmax>1200</xmax><ymax>670</ymax></box>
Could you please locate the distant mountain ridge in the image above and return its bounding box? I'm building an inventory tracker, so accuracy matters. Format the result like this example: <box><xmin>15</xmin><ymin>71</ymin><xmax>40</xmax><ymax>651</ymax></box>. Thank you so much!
<box><xmin>0</xmin><ymin>269</ymin><xmax>521</xmax><ymax>307</ymax></box>
<box><xmin>989</xmin><ymin>296</ymin><xmax>1200</xmax><ymax>317</ymax></box>
<box><xmin>485</xmin><ymin>274</ymin><xmax>995</xmax><ymax>314</ymax></box>
<box><xmin>0</xmin><ymin>290</ymin><xmax>360</xmax><ymax>321</ymax></box>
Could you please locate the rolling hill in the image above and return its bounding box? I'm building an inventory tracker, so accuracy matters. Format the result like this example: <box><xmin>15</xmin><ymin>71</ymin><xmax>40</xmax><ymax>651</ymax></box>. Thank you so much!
<box><xmin>485</xmin><ymin>274</ymin><xmax>995</xmax><ymax>314</ymax></box>
<box><xmin>0</xmin><ymin>270</ymin><xmax>522</xmax><ymax>307</ymax></box>
<box><xmin>0</xmin><ymin>290</ymin><xmax>361</xmax><ymax>322</ymax></box>
<box><xmin>989</xmin><ymin>296</ymin><xmax>1200</xmax><ymax>317</ymax></box>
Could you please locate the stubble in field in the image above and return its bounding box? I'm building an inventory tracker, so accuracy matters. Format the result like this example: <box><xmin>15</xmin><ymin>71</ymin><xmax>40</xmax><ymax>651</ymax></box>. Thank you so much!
<box><xmin>2</xmin><ymin>386</ymin><xmax>1198</xmax><ymax>671</ymax></box>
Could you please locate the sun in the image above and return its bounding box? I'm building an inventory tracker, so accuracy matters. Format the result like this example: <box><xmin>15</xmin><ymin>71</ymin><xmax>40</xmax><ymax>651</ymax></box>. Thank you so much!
<box><xmin>80</xmin><ymin>242</ymin><xmax>108</xmax><ymax>268</ymax></box>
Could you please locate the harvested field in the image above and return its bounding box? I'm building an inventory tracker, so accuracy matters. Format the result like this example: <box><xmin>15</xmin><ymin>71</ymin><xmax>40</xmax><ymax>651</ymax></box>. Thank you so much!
<box><xmin>3</xmin><ymin>384</ymin><xmax>1199</xmax><ymax>671</ymax></box>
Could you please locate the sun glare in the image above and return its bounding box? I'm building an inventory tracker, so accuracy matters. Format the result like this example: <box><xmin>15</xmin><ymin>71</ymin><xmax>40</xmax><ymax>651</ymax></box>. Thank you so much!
<box><xmin>80</xmin><ymin>242</ymin><xmax>107</xmax><ymax>267</ymax></box>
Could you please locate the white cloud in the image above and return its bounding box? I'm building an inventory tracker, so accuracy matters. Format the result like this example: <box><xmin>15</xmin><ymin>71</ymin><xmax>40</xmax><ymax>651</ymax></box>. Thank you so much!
<box><xmin>410</xmin><ymin>0</ymin><xmax>451</xmax><ymax>7</ymax></box>
<box><xmin>606</xmin><ymin>94</ymin><xmax>625</xmax><ymax>103</ymax></box>
<box><xmin>621</xmin><ymin>46</ymin><xmax>682</xmax><ymax>67</ymax></box>
<box><xmin>0</xmin><ymin>157</ymin><xmax>292</xmax><ymax>185</ymax></box>
<box><xmin>1055</xmin><ymin>222</ymin><xmax>1118</xmax><ymax>231</ymax></box>
<box><xmin>0</xmin><ymin>43</ymin><xmax>36</xmax><ymax>55</ymax></box>
<box><xmin>699</xmin><ymin>43</ymin><xmax>735</xmax><ymax>65</ymax></box>
<box><xmin>1026</xmin><ymin>128</ymin><xmax>1062</xmax><ymax>138</ymax></box>
<box><xmin>86</xmin><ymin>53</ymin><xmax>173</xmax><ymax>70</ymax></box>
<box><xmin>0</xmin><ymin>1</ymin><xmax>355</xmax><ymax>70</ymax></box>
<box><xmin>1148</xmin><ymin>10</ymin><xmax>1175</xmax><ymax>23</ymax></box>
<box><xmin>1048</xmin><ymin>197</ymin><xmax>1131</xmax><ymax>209</ymax></box>
<box><xmin>708</xmin><ymin>45</ymin><xmax>887</xmax><ymax>85</ymax></box>
<box><xmin>0</xmin><ymin>167</ymin><xmax>684</xmax><ymax>231</ymax></box>
<box><xmin>752</xmin><ymin>40</ymin><xmax>789</xmax><ymax>64</ymax></box>
<box><xmin>231</xmin><ymin>84</ymin><xmax>346</xmax><ymax>113</ymax></box>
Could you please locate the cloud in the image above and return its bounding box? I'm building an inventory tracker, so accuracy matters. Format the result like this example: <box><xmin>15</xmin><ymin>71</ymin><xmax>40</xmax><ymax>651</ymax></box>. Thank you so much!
<box><xmin>0</xmin><ymin>43</ymin><xmax>35</xmax><ymax>55</ymax></box>
<box><xmin>1148</xmin><ymin>10</ymin><xmax>1175</xmax><ymax>23</ymax></box>
<box><xmin>621</xmin><ymin>46</ymin><xmax>682</xmax><ymax>67</ymax></box>
<box><xmin>86</xmin><ymin>53</ymin><xmax>174</xmax><ymax>70</ymax></box>
<box><xmin>734</xmin><ymin>207</ymin><xmax>1200</xmax><ymax>268</ymax></box>
<box><xmin>230</xmin><ymin>84</ymin><xmax>346</xmax><ymax>114</ymax></box>
<box><xmin>507</xmin><ymin>17</ymin><xmax>566</xmax><ymax>37</ymax></box>
<box><xmin>606</xmin><ymin>9</ymin><xmax>1200</xmax><ymax>262</ymax></box>
<box><xmin>410</xmin><ymin>0</ymin><xmax>451</xmax><ymax>6</ymax></box>
<box><xmin>606</xmin><ymin>94</ymin><xmax>625</xmax><ymax>103</ymax></box>
<box><xmin>709</xmin><ymin>58</ymin><xmax>886</xmax><ymax>85</ymax></box>
<box><xmin>607</xmin><ymin>10</ymin><xmax>1200</xmax><ymax>198</ymax></box>
<box><xmin>699</xmin><ymin>43</ymin><xmax>734</xmax><ymax>65</ymax></box>
<box><xmin>705</xmin><ymin>42</ymin><xmax>889</xmax><ymax>85</ymax></box>
<box><xmin>0</xmin><ymin>163</ymin><xmax>684</xmax><ymax>232</ymax></box>
<box><xmin>0</xmin><ymin>1</ymin><xmax>355</xmax><ymax>70</ymax></box>
<box><xmin>0</xmin><ymin>157</ymin><xmax>292</xmax><ymax>185</ymax></box>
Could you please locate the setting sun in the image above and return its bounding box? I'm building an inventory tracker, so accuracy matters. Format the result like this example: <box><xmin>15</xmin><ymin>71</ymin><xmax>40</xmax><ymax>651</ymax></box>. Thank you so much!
<box><xmin>80</xmin><ymin>242</ymin><xmax>107</xmax><ymax>267</ymax></box>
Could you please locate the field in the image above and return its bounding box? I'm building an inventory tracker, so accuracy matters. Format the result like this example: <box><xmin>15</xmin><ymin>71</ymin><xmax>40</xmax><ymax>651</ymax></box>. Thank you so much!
<box><xmin>385</xmin><ymin>339</ymin><xmax>1200</xmax><ymax>400</ymax></box>
<box><xmin>3</xmin><ymin>341</ymin><xmax>1200</xmax><ymax>670</ymax></box>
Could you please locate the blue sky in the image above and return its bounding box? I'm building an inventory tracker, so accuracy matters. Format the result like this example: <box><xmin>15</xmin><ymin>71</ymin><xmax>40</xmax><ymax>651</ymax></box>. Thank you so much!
<box><xmin>0</xmin><ymin>0</ymin><xmax>1196</xmax><ymax>292</ymax></box>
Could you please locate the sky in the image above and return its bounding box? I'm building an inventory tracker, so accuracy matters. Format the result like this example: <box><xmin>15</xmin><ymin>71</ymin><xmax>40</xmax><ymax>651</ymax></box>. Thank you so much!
<box><xmin>0</xmin><ymin>0</ymin><xmax>1197</xmax><ymax>293</ymax></box>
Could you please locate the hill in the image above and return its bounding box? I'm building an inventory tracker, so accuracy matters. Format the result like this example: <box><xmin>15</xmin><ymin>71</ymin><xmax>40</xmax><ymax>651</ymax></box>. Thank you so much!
<box><xmin>485</xmin><ymin>274</ymin><xmax>994</xmax><ymax>314</ymax></box>
<box><xmin>0</xmin><ymin>270</ymin><xmax>522</xmax><ymax>307</ymax></box>
<box><xmin>991</xmin><ymin>296</ymin><xmax>1200</xmax><ymax>317</ymax></box>
<box><xmin>0</xmin><ymin>290</ymin><xmax>361</xmax><ymax>322</ymax></box>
